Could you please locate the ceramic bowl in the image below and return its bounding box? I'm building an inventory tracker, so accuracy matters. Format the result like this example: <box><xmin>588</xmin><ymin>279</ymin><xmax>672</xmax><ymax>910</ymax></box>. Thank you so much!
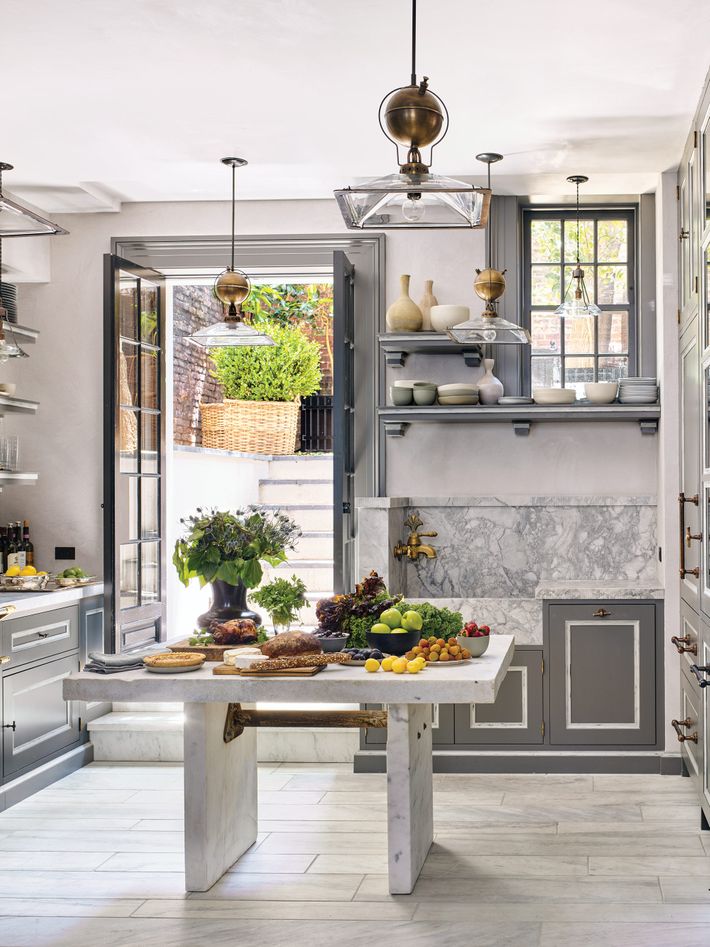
<box><xmin>438</xmin><ymin>395</ymin><xmax>479</xmax><ymax>405</ymax></box>
<box><xmin>390</xmin><ymin>386</ymin><xmax>413</xmax><ymax>406</ymax></box>
<box><xmin>584</xmin><ymin>382</ymin><xmax>618</xmax><ymax>404</ymax></box>
<box><xmin>315</xmin><ymin>634</ymin><xmax>349</xmax><ymax>653</ymax></box>
<box><xmin>532</xmin><ymin>388</ymin><xmax>576</xmax><ymax>405</ymax></box>
<box><xmin>437</xmin><ymin>383</ymin><xmax>479</xmax><ymax>396</ymax></box>
<box><xmin>366</xmin><ymin>628</ymin><xmax>420</xmax><ymax>656</ymax></box>
<box><xmin>413</xmin><ymin>387</ymin><xmax>437</xmax><ymax>406</ymax></box>
<box><xmin>429</xmin><ymin>305</ymin><xmax>469</xmax><ymax>332</ymax></box>
<box><xmin>393</xmin><ymin>379</ymin><xmax>429</xmax><ymax>389</ymax></box>
<box><xmin>456</xmin><ymin>633</ymin><xmax>491</xmax><ymax>657</ymax></box>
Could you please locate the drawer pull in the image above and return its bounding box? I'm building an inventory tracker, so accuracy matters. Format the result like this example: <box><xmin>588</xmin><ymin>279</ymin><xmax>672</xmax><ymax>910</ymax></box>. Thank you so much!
<box><xmin>690</xmin><ymin>664</ymin><xmax>710</xmax><ymax>688</ymax></box>
<box><xmin>593</xmin><ymin>608</ymin><xmax>611</xmax><ymax>618</ymax></box>
<box><xmin>36</xmin><ymin>633</ymin><xmax>48</xmax><ymax>639</ymax></box>
<box><xmin>679</xmin><ymin>493</ymin><xmax>701</xmax><ymax>579</ymax></box>
<box><xmin>2</xmin><ymin>722</ymin><xmax>16</xmax><ymax>732</ymax></box>
<box><xmin>671</xmin><ymin>635</ymin><xmax>698</xmax><ymax>655</ymax></box>
<box><xmin>672</xmin><ymin>718</ymin><xmax>698</xmax><ymax>743</ymax></box>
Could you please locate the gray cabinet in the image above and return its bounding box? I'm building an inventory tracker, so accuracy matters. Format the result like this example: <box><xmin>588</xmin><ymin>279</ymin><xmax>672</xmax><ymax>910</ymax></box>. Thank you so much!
<box><xmin>680</xmin><ymin>320</ymin><xmax>702</xmax><ymax>613</ymax></box>
<box><xmin>546</xmin><ymin>602</ymin><xmax>658</xmax><ymax>746</ymax></box>
<box><xmin>2</xmin><ymin>652</ymin><xmax>80</xmax><ymax>779</ymax></box>
<box><xmin>678</xmin><ymin>660</ymin><xmax>704</xmax><ymax>795</ymax></box>
<box><xmin>364</xmin><ymin>703</ymin><xmax>453</xmax><ymax>746</ymax></box>
<box><xmin>2</xmin><ymin>605</ymin><xmax>79</xmax><ymax>669</ymax></box>
<box><xmin>453</xmin><ymin>649</ymin><xmax>543</xmax><ymax>746</ymax></box>
<box><xmin>78</xmin><ymin>596</ymin><xmax>110</xmax><ymax>725</ymax></box>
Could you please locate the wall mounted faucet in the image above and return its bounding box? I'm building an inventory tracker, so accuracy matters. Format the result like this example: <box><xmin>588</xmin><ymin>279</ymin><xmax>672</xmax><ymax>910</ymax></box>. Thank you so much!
<box><xmin>393</xmin><ymin>512</ymin><xmax>438</xmax><ymax>561</ymax></box>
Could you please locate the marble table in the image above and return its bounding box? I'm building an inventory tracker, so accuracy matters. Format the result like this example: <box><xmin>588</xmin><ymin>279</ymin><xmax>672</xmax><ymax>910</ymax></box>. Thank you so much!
<box><xmin>64</xmin><ymin>634</ymin><xmax>514</xmax><ymax>895</ymax></box>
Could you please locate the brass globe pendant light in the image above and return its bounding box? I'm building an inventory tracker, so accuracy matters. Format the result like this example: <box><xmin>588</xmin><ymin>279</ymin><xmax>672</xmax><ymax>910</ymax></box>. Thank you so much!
<box><xmin>447</xmin><ymin>153</ymin><xmax>531</xmax><ymax>345</ymax></box>
<box><xmin>554</xmin><ymin>175</ymin><xmax>601</xmax><ymax>319</ymax></box>
<box><xmin>334</xmin><ymin>0</ymin><xmax>491</xmax><ymax>229</ymax></box>
<box><xmin>188</xmin><ymin>158</ymin><xmax>275</xmax><ymax>348</ymax></box>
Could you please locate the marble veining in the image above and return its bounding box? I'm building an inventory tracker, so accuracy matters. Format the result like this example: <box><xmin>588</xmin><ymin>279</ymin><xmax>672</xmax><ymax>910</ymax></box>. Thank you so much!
<box><xmin>535</xmin><ymin>581</ymin><xmax>664</xmax><ymax>600</ymax></box>
<box><xmin>407</xmin><ymin>597</ymin><xmax>544</xmax><ymax>644</ymax></box>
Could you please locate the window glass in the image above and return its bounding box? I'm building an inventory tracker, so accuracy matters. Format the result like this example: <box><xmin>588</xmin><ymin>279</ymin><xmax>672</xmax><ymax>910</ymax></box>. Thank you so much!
<box><xmin>530</xmin><ymin>220</ymin><xmax>561</xmax><ymax>262</ymax></box>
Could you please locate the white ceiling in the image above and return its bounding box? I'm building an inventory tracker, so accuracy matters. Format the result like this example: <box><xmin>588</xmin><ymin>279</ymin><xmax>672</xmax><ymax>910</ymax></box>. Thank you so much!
<box><xmin>2</xmin><ymin>0</ymin><xmax>709</xmax><ymax>211</ymax></box>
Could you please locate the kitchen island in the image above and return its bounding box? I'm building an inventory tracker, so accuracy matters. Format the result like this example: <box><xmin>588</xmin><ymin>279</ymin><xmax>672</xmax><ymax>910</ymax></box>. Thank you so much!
<box><xmin>65</xmin><ymin>633</ymin><xmax>514</xmax><ymax>894</ymax></box>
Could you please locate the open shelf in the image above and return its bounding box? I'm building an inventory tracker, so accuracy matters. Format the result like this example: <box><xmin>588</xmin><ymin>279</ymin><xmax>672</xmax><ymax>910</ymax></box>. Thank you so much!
<box><xmin>378</xmin><ymin>403</ymin><xmax>661</xmax><ymax>437</ymax></box>
<box><xmin>0</xmin><ymin>395</ymin><xmax>38</xmax><ymax>416</ymax></box>
<box><xmin>379</xmin><ymin>332</ymin><xmax>482</xmax><ymax>367</ymax></box>
<box><xmin>0</xmin><ymin>472</ymin><xmax>38</xmax><ymax>484</ymax></box>
<box><xmin>2</xmin><ymin>322</ymin><xmax>39</xmax><ymax>344</ymax></box>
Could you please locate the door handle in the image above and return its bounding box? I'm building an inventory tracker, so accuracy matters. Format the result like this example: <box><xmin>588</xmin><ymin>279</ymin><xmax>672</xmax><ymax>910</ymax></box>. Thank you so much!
<box><xmin>592</xmin><ymin>608</ymin><xmax>611</xmax><ymax>618</ymax></box>
<box><xmin>671</xmin><ymin>718</ymin><xmax>698</xmax><ymax>743</ymax></box>
<box><xmin>680</xmin><ymin>229</ymin><xmax>690</xmax><ymax>240</ymax></box>
<box><xmin>671</xmin><ymin>635</ymin><xmax>698</xmax><ymax>655</ymax></box>
<box><xmin>690</xmin><ymin>664</ymin><xmax>710</xmax><ymax>687</ymax></box>
<box><xmin>679</xmin><ymin>493</ymin><xmax>700</xmax><ymax>578</ymax></box>
<box><xmin>2</xmin><ymin>722</ymin><xmax>16</xmax><ymax>732</ymax></box>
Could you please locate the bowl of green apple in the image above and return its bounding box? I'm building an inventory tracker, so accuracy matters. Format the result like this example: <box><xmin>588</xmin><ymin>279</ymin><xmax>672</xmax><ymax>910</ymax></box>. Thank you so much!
<box><xmin>366</xmin><ymin>607</ymin><xmax>423</xmax><ymax>656</ymax></box>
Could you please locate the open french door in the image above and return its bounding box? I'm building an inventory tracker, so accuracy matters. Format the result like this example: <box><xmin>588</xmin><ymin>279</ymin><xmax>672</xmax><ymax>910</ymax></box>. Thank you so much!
<box><xmin>104</xmin><ymin>255</ymin><xmax>167</xmax><ymax>652</ymax></box>
<box><xmin>333</xmin><ymin>250</ymin><xmax>356</xmax><ymax>594</ymax></box>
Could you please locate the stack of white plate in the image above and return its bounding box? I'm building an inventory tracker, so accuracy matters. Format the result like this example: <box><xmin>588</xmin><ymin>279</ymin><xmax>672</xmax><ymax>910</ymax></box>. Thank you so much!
<box><xmin>618</xmin><ymin>377</ymin><xmax>659</xmax><ymax>404</ymax></box>
<box><xmin>437</xmin><ymin>383</ymin><xmax>479</xmax><ymax>405</ymax></box>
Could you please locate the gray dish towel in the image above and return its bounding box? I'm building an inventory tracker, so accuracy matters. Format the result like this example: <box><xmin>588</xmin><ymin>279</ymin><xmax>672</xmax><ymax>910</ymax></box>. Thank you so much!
<box><xmin>83</xmin><ymin>648</ymin><xmax>163</xmax><ymax>674</ymax></box>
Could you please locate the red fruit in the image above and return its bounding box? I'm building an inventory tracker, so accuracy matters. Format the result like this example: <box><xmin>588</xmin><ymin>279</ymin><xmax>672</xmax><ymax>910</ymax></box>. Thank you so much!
<box><xmin>479</xmin><ymin>625</ymin><xmax>491</xmax><ymax>636</ymax></box>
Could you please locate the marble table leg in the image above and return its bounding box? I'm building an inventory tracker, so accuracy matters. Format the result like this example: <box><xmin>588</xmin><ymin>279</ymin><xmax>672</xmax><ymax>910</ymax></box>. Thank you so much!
<box><xmin>183</xmin><ymin>701</ymin><xmax>257</xmax><ymax>892</ymax></box>
<box><xmin>386</xmin><ymin>702</ymin><xmax>433</xmax><ymax>895</ymax></box>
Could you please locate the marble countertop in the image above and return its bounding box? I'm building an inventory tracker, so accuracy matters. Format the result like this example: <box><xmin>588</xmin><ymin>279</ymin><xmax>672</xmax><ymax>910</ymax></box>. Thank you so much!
<box><xmin>64</xmin><ymin>634</ymin><xmax>514</xmax><ymax>705</ymax></box>
<box><xmin>0</xmin><ymin>582</ymin><xmax>104</xmax><ymax>616</ymax></box>
<box><xmin>534</xmin><ymin>581</ymin><xmax>664</xmax><ymax>600</ymax></box>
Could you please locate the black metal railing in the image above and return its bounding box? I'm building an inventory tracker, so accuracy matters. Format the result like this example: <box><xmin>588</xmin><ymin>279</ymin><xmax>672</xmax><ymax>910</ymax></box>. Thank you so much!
<box><xmin>300</xmin><ymin>394</ymin><xmax>333</xmax><ymax>452</ymax></box>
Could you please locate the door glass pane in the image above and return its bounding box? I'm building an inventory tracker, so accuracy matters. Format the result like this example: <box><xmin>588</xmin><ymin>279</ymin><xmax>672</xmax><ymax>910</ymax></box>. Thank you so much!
<box><xmin>141</xmin><ymin>350</ymin><xmax>159</xmax><ymax>409</ymax></box>
<box><xmin>598</xmin><ymin>356</ymin><xmax>629</xmax><ymax>382</ymax></box>
<box><xmin>564</xmin><ymin>219</ymin><xmax>594</xmax><ymax>262</ymax></box>
<box><xmin>118</xmin><ymin>274</ymin><xmax>138</xmax><ymax>340</ymax></box>
<box><xmin>141</xmin><ymin>541</ymin><xmax>160</xmax><ymax>604</ymax></box>
<box><xmin>564</xmin><ymin>319</ymin><xmax>595</xmax><ymax>355</ymax></box>
<box><xmin>141</xmin><ymin>412</ymin><xmax>159</xmax><ymax>474</ymax></box>
<box><xmin>564</xmin><ymin>357</ymin><xmax>595</xmax><ymax>394</ymax></box>
<box><xmin>120</xmin><ymin>341</ymin><xmax>138</xmax><ymax>406</ymax></box>
<box><xmin>531</xmin><ymin>311</ymin><xmax>560</xmax><ymax>354</ymax></box>
<box><xmin>531</xmin><ymin>356</ymin><xmax>561</xmax><ymax>389</ymax></box>
<box><xmin>119</xmin><ymin>409</ymin><xmax>139</xmax><ymax>472</ymax></box>
<box><xmin>598</xmin><ymin>311</ymin><xmax>629</xmax><ymax>354</ymax></box>
<box><xmin>141</xmin><ymin>477</ymin><xmax>159</xmax><ymax>539</ymax></box>
<box><xmin>120</xmin><ymin>544</ymin><xmax>139</xmax><ymax>608</ymax></box>
<box><xmin>597</xmin><ymin>220</ymin><xmax>628</xmax><ymax>262</ymax></box>
<box><xmin>530</xmin><ymin>220</ymin><xmax>561</xmax><ymax>262</ymax></box>
<box><xmin>705</xmin><ymin>244</ymin><xmax>710</xmax><ymax>342</ymax></box>
<box><xmin>116</xmin><ymin>476</ymin><xmax>139</xmax><ymax>543</ymax></box>
<box><xmin>531</xmin><ymin>266</ymin><xmax>561</xmax><ymax>305</ymax></box>
<box><xmin>140</xmin><ymin>282</ymin><xmax>159</xmax><ymax>345</ymax></box>
<box><xmin>597</xmin><ymin>265</ymin><xmax>628</xmax><ymax>304</ymax></box>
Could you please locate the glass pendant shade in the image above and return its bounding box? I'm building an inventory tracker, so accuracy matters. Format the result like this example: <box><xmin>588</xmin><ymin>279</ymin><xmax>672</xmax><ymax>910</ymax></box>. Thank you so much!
<box><xmin>447</xmin><ymin>310</ymin><xmax>531</xmax><ymax>345</ymax></box>
<box><xmin>0</xmin><ymin>164</ymin><xmax>67</xmax><ymax>236</ymax></box>
<box><xmin>188</xmin><ymin>318</ymin><xmax>276</xmax><ymax>348</ymax></box>
<box><xmin>555</xmin><ymin>174</ymin><xmax>600</xmax><ymax>319</ymax></box>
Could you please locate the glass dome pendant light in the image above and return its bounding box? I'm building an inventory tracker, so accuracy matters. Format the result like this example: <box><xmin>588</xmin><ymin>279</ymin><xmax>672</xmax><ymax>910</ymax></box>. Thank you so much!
<box><xmin>334</xmin><ymin>0</ymin><xmax>491</xmax><ymax>229</ymax></box>
<box><xmin>188</xmin><ymin>158</ymin><xmax>276</xmax><ymax>348</ymax></box>
<box><xmin>554</xmin><ymin>175</ymin><xmax>601</xmax><ymax>319</ymax></box>
<box><xmin>447</xmin><ymin>154</ymin><xmax>531</xmax><ymax>345</ymax></box>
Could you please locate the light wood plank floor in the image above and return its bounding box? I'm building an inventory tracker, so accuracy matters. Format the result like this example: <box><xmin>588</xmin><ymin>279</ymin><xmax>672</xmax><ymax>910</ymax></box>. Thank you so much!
<box><xmin>0</xmin><ymin>762</ymin><xmax>706</xmax><ymax>945</ymax></box>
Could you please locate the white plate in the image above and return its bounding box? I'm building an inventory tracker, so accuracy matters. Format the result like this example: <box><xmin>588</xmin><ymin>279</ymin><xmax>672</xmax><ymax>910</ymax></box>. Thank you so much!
<box><xmin>144</xmin><ymin>663</ymin><xmax>205</xmax><ymax>674</ymax></box>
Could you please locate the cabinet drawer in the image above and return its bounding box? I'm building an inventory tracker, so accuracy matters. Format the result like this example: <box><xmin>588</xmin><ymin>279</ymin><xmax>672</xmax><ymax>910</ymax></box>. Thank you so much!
<box><xmin>2</xmin><ymin>606</ymin><xmax>79</xmax><ymax>669</ymax></box>
<box><xmin>678</xmin><ymin>662</ymin><xmax>703</xmax><ymax>790</ymax></box>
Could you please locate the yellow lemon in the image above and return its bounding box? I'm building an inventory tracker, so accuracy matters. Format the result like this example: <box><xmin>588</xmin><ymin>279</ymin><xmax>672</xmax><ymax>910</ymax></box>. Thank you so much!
<box><xmin>414</xmin><ymin>656</ymin><xmax>427</xmax><ymax>669</ymax></box>
<box><xmin>364</xmin><ymin>658</ymin><xmax>380</xmax><ymax>673</ymax></box>
<box><xmin>406</xmin><ymin>660</ymin><xmax>420</xmax><ymax>674</ymax></box>
<box><xmin>392</xmin><ymin>657</ymin><xmax>408</xmax><ymax>674</ymax></box>
<box><xmin>20</xmin><ymin>566</ymin><xmax>37</xmax><ymax>576</ymax></box>
<box><xmin>37</xmin><ymin>571</ymin><xmax>47</xmax><ymax>576</ymax></box>
<box><xmin>4</xmin><ymin>566</ymin><xmax>20</xmax><ymax>577</ymax></box>
<box><xmin>381</xmin><ymin>656</ymin><xmax>395</xmax><ymax>672</ymax></box>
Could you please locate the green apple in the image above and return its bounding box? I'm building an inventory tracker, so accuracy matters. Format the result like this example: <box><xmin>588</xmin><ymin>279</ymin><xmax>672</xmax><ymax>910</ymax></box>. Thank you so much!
<box><xmin>401</xmin><ymin>610</ymin><xmax>423</xmax><ymax>632</ymax></box>
<box><xmin>370</xmin><ymin>623</ymin><xmax>391</xmax><ymax>635</ymax></box>
<box><xmin>391</xmin><ymin>627</ymin><xmax>408</xmax><ymax>634</ymax></box>
<box><xmin>380</xmin><ymin>608</ymin><xmax>403</xmax><ymax>629</ymax></box>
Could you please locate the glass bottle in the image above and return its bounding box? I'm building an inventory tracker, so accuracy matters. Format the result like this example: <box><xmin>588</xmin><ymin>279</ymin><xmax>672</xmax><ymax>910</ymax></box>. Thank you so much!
<box><xmin>21</xmin><ymin>521</ymin><xmax>33</xmax><ymax>567</ymax></box>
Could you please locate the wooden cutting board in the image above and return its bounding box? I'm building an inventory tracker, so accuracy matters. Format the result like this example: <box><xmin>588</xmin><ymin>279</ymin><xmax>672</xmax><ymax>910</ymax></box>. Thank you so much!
<box><xmin>168</xmin><ymin>641</ymin><xmax>258</xmax><ymax>662</ymax></box>
<box><xmin>213</xmin><ymin>663</ymin><xmax>324</xmax><ymax>678</ymax></box>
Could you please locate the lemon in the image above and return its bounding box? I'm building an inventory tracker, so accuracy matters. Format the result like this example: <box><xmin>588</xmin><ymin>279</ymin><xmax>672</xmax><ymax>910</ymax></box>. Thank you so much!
<box><xmin>20</xmin><ymin>566</ymin><xmax>37</xmax><ymax>576</ymax></box>
<box><xmin>392</xmin><ymin>657</ymin><xmax>408</xmax><ymax>674</ymax></box>
<box><xmin>364</xmin><ymin>658</ymin><xmax>380</xmax><ymax>673</ymax></box>
<box><xmin>414</xmin><ymin>656</ymin><xmax>427</xmax><ymax>669</ymax></box>
<box><xmin>4</xmin><ymin>566</ymin><xmax>20</xmax><ymax>577</ymax></box>
<box><xmin>381</xmin><ymin>656</ymin><xmax>395</xmax><ymax>672</ymax></box>
<box><xmin>37</xmin><ymin>571</ymin><xmax>47</xmax><ymax>576</ymax></box>
<box><xmin>406</xmin><ymin>660</ymin><xmax>420</xmax><ymax>674</ymax></box>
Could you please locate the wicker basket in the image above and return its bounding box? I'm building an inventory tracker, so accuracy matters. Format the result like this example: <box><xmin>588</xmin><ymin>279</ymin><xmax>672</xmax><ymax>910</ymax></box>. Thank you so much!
<box><xmin>200</xmin><ymin>399</ymin><xmax>300</xmax><ymax>455</ymax></box>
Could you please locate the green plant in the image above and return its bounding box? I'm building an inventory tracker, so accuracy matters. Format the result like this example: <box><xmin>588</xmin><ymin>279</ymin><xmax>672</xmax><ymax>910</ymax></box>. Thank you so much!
<box><xmin>400</xmin><ymin>601</ymin><xmax>463</xmax><ymax>639</ymax></box>
<box><xmin>209</xmin><ymin>321</ymin><xmax>321</xmax><ymax>403</ymax></box>
<box><xmin>315</xmin><ymin>572</ymin><xmax>403</xmax><ymax>649</ymax></box>
<box><xmin>173</xmin><ymin>507</ymin><xmax>301</xmax><ymax>590</ymax></box>
<box><xmin>251</xmin><ymin>575</ymin><xmax>307</xmax><ymax>626</ymax></box>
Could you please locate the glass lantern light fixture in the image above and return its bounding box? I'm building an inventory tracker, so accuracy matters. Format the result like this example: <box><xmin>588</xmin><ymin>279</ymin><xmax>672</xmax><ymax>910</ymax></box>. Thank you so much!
<box><xmin>554</xmin><ymin>174</ymin><xmax>601</xmax><ymax>319</ymax></box>
<box><xmin>447</xmin><ymin>153</ymin><xmax>531</xmax><ymax>345</ymax></box>
<box><xmin>0</xmin><ymin>162</ymin><xmax>68</xmax><ymax>237</ymax></box>
<box><xmin>188</xmin><ymin>158</ymin><xmax>276</xmax><ymax>348</ymax></box>
<box><xmin>334</xmin><ymin>0</ymin><xmax>491</xmax><ymax>229</ymax></box>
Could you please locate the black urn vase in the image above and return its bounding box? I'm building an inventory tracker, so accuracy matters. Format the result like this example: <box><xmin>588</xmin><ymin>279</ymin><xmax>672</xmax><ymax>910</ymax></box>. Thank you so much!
<box><xmin>197</xmin><ymin>579</ymin><xmax>262</xmax><ymax>628</ymax></box>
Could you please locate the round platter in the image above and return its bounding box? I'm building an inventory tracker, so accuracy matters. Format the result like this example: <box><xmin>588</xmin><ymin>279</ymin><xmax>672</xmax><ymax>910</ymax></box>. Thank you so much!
<box><xmin>421</xmin><ymin>658</ymin><xmax>473</xmax><ymax>667</ymax></box>
<box><xmin>144</xmin><ymin>663</ymin><xmax>205</xmax><ymax>674</ymax></box>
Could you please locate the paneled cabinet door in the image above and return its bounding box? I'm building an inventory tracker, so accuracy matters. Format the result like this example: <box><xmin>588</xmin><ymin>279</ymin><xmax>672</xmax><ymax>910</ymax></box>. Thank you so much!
<box><xmin>547</xmin><ymin>603</ymin><xmax>657</xmax><ymax>746</ymax></box>
<box><xmin>681</xmin><ymin>320</ymin><xmax>702</xmax><ymax>612</ymax></box>
<box><xmin>363</xmin><ymin>703</ymin><xmax>454</xmax><ymax>747</ymax></box>
<box><xmin>2</xmin><ymin>652</ymin><xmax>81</xmax><ymax>780</ymax></box>
<box><xmin>700</xmin><ymin>625</ymin><xmax>710</xmax><ymax>822</ymax></box>
<box><xmin>678</xmin><ymin>663</ymin><xmax>703</xmax><ymax>794</ymax></box>
<box><xmin>453</xmin><ymin>650</ymin><xmax>544</xmax><ymax>745</ymax></box>
<box><xmin>680</xmin><ymin>140</ymin><xmax>699</xmax><ymax>327</ymax></box>
<box><xmin>78</xmin><ymin>597</ymin><xmax>110</xmax><ymax>726</ymax></box>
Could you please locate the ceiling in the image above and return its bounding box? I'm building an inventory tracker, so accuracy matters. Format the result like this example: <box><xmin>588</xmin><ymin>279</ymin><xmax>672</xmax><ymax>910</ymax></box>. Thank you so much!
<box><xmin>2</xmin><ymin>0</ymin><xmax>709</xmax><ymax>211</ymax></box>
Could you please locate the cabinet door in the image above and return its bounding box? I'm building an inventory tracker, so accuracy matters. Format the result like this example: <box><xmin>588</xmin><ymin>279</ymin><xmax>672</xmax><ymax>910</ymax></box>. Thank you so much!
<box><xmin>2</xmin><ymin>606</ymin><xmax>79</xmax><ymax>670</ymax></box>
<box><xmin>3</xmin><ymin>653</ymin><xmax>80</xmax><ymax>779</ymax></box>
<box><xmin>363</xmin><ymin>703</ymin><xmax>454</xmax><ymax>747</ymax></box>
<box><xmin>547</xmin><ymin>603</ymin><xmax>657</xmax><ymax>746</ymax></box>
<box><xmin>453</xmin><ymin>651</ymin><xmax>544</xmax><ymax>745</ymax></box>
<box><xmin>678</xmin><ymin>600</ymin><xmax>702</xmax><ymax>674</ymax></box>
<box><xmin>78</xmin><ymin>598</ymin><xmax>110</xmax><ymax>726</ymax></box>
<box><xmin>680</xmin><ymin>142</ymin><xmax>699</xmax><ymax>325</ymax></box>
<box><xmin>678</xmin><ymin>663</ymin><xmax>703</xmax><ymax>794</ymax></box>
<box><xmin>681</xmin><ymin>320</ymin><xmax>702</xmax><ymax>612</ymax></box>
<box><xmin>700</xmin><ymin>625</ymin><xmax>710</xmax><ymax>821</ymax></box>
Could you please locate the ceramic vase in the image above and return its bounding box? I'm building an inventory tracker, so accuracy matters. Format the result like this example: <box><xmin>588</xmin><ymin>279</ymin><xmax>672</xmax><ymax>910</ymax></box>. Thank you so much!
<box><xmin>197</xmin><ymin>579</ymin><xmax>262</xmax><ymax>628</ymax></box>
<box><xmin>386</xmin><ymin>274</ymin><xmax>423</xmax><ymax>332</ymax></box>
<box><xmin>478</xmin><ymin>358</ymin><xmax>504</xmax><ymax>405</ymax></box>
<box><xmin>418</xmin><ymin>279</ymin><xmax>438</xmax><ymax>331</ymax></box>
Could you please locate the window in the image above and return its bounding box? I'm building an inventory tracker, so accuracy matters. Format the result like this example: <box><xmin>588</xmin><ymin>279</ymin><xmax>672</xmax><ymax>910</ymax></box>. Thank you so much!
<box><xmin>522</xmin><ymin>208</ymin><xmax>636</xmax><ymax>394</ymax></box>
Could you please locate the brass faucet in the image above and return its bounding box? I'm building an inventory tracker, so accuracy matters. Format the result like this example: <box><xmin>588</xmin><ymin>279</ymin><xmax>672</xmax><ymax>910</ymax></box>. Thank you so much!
<box><xmin>393</xmin><ymin>513</ymin><xmax>438</xmax><ymax>561</ymax></box>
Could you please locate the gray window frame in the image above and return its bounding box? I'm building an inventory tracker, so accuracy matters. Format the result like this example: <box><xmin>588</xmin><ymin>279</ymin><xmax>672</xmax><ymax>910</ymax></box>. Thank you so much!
<box><xmin>521</xmin><ymin>205</ymin><xmax>639</xmax><ymax>393</ymax></box>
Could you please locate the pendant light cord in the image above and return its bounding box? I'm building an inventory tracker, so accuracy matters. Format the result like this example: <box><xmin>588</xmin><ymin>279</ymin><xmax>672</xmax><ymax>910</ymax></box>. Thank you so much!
<box><xmin>575</xmin><ymin>177</ymin><xmax>581</xmax><ymax>265</ymax></box>
<box><xmin>410</xmin><ymin>0</ymin><xmax>417</xmax><ymax>85</ymax></box>
<box><xmin>486</xmin><ymin>161</ymin><xmax>492</xmax><ymax>269</ymax></box>
<box><xmin>230</xmin><ymin>162</ymin><xmax>236</xmax><ymax>272</ymax></box>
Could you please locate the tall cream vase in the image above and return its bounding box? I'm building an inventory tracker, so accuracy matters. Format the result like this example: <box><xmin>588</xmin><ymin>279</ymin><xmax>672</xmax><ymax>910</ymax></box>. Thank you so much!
<box><xmin>386</xmin><ymin>274</ymin><xmax>423</xmax><ymax>332</ymax></box>
<box><xmin>418</xmin><ymin>279</ymin><xmax>438</xmax><ymax>331</ymax></box>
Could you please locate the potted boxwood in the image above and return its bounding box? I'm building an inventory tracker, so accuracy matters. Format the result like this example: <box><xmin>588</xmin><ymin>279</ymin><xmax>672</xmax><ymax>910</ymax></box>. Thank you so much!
<box><xmin>202</xmin><ymin>320</ymin><xmax>322</xmax><ymax>455</ymax></box>
<box><xmin>250</xmin><ymin>575</ymin><xmax>307</xmax><ymax>634</ymax></box>
<box><xmin>173</xmin><ymin>507</ymin><xmax>301</xmax><ymax>627</ymax></box>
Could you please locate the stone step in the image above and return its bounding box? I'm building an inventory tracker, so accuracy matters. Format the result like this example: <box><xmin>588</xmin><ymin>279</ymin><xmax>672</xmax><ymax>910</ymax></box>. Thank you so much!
<box><xmin>260</xmin><ymin>503</ymin><xmax>332</xmax><ymax>532</ymax></box>
<box><xmin>259</xmin><ymin>479</ymin><xmax>333</xmax><ymax>505</ymax></box>
<box><xmin>261</xmin><ymin>559</ymin><xmax>334</xmax><ymax>592</ymax></box>
<box><xmin>292</xmin><ymin>531</ymin><xmax>334</xmax><ymax>561</ymax></box>
<box><xmin>268</xmin><ymin>454</ymin><xmax>333</xmax><ymax>479</ymax></box>
<box><xmin>88</xmin><ymin>712</ymin><xmax>184</xmax><ymax>762</ymax></box>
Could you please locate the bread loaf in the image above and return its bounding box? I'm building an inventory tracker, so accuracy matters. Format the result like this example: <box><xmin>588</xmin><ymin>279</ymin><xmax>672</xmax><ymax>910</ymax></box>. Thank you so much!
<box><xmin>259</xmin><ymin>631</ymin><xmax>322</xmax><ymax>659</ymax></box>
<box><xmin>249</xmin><ymin>652</ymin><xmax>351</xmax><ymax>672</ymax></box>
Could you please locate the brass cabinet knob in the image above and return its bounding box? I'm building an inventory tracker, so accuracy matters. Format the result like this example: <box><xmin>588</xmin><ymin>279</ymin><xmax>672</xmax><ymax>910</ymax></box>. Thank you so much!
<box><xmin>592</xmin><ymin>608</ymin><xmax>611</xmax><ymax>618</ymax></box>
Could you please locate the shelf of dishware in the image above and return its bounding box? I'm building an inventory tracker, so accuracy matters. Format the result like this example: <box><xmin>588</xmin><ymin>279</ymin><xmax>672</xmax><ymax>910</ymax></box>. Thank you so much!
<box><xmin>379</xmin><ymin>332</ymin><xmax>482</xmax><ymax>367</ymax></box>
<box><xmin>378</xmin><ymin>403</ymin><xmax>661</xmax><ymax>437</ymax></box>
<box><xmin>0</xmin><ymin>472</ymin><xmax>38</xmax><ymax>484</ymax></box>
<box><xmin>2</xmin><ymin>322</ymin><xmax>39</xmax><ymax>344</ymax></box>
<box><xmin>0</xmin><ymin>395</ymin><xmax>39</xmax><ymax>416</ymax></box>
